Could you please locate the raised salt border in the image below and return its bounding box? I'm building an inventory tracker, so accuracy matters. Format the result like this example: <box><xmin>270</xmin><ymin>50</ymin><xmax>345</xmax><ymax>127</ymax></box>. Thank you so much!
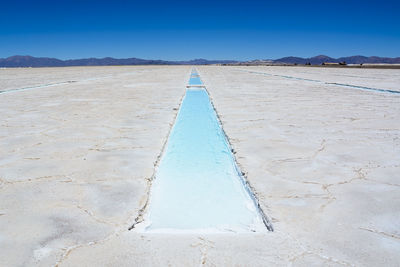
<box><xmin>138</xmin><ymin>70</ymin><xmax>268</xmax><ymax>232</ymax></box>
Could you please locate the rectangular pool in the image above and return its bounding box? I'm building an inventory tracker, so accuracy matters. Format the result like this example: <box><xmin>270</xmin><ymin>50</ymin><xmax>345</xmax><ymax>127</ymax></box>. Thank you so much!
<box><xmin>188</xmin><ymin>76</ymin><xmax>203</xmax><ymax>85</ymax></box>
<box><xmin>141</xmin><ymin>87</ymin><xmax>267</xmax><ymax>232</ymax></box>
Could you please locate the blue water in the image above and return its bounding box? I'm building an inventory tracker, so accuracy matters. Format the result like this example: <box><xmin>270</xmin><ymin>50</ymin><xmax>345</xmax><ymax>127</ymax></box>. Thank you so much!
<box><xmin>188</xmin><ymin>70</ymin><xmax>203</xmax><ymax>85</ymax></box>
<box><xmin>143</xmin><ymin>88</ymin><xmax>265</xmax><ymax>232</ymax></box>
<box><xmin>189</xmin><ymin>76</ymin><xmax>203</xmax><ymax>85</ymax></box>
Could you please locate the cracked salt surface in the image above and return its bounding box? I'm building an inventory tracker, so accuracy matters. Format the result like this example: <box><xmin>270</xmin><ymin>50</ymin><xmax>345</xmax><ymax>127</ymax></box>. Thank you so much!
<box><xmin>242</xmin><ymin>69</ymin><xmax>400</xmax><ymax>94</ymax></box>
<box><xmin>0</xmin><ymin>81</ymin><xmax>77</xmax><ymax>94</ymax></box>
<box><xmin>137</xmin><ymin>78</ymin><xmax>268</xmax><ymax>233</ymax></box>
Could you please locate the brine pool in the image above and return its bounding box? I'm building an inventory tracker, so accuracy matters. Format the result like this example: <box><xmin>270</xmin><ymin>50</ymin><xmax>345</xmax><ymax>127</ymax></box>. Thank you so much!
<box><xmin>188</xmin><ymin>70</ymin><xmax>203</xmax><ymax>85</ymax></box>
<box><xmin>137</xmin><ymin>70</ymin><xmax>270</xmax><ymax>233</ymax></box>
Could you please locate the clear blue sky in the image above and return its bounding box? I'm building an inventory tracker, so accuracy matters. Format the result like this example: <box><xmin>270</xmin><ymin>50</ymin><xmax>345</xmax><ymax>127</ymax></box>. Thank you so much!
<box><xmin>1</xmin><ymin>0</ymin><xmax>399</xmax><ymax>60</ymax></box>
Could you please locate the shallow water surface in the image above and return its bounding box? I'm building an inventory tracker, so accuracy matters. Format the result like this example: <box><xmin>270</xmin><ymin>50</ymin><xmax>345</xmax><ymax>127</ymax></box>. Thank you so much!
<box><xmin>143</xmin><ymin>88</ymin><xmax>266</xmax><ymax>232</ymax></box>
<box><xmin>188</xmin><ymin>76</ymin><xmax>203</xmax><ymax>85</ymax></box>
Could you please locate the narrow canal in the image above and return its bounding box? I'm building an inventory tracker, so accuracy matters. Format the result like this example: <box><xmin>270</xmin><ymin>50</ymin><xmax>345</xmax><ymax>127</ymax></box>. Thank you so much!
<box><xmin>140</xmin><ymin>69</ymin><xmax>270</xmax><ymax>232</ymax></box>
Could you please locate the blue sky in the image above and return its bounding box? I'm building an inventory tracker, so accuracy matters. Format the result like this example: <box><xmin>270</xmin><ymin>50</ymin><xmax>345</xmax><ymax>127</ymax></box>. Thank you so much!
<box><xmin>1</xmin><ymin>0</ymin><xmax>399</xmax><ymax>60</ymax></box>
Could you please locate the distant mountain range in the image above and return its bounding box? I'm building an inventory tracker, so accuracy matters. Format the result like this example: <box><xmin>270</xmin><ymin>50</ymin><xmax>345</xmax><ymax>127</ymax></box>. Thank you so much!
<box><xmin>272</xmin><ymin>55</ymin><xmax>400</xmax><ymax>65</ymax></box>
<box><xmin>0</xmin><ymin>55</ymin><xmax>399</xmax><ymax>67</ymax></box>
<box><xmin>0</xmin><ymin>55</ymin><xmax>237</xmax><ymax>67</ymax></box>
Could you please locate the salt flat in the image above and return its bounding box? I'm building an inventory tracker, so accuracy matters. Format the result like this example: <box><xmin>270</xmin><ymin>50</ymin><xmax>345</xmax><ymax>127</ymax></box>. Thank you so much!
<box><xmin>0</xmin><ymin>66</ymin><xmax>399</xmax><ymax>266</ymax></box>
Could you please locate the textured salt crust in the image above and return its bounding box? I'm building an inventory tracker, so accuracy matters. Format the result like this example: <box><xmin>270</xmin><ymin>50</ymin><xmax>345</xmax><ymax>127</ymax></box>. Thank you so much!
<box><xmin>240</xmin><ymin>68</ymin><xmax>400</xmax><ymax>94</ymax></box>
<box><xmin>1</xmin><ymin>66</ymin><xmax>399</xmax><ymax>266</ymax></box>
<box><xmin>0</xmin><ymin>81</ymin><xmax>77</xmax><ymax>94</ymax></box>
<box><xmin>0</xmin><ymin>69</ymin><xmax>137</xmax><ymax>94</ymax></box>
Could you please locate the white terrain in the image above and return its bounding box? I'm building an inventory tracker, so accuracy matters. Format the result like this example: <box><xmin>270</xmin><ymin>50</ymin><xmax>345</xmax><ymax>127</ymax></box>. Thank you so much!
<box><xmin>0</xmin><ymin>65</ymin><xmax>399</xmax><ymax>266</ymax></box>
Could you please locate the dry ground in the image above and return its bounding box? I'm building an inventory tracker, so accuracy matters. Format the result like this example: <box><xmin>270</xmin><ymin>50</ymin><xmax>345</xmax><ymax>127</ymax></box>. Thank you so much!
<box><xmin>0</xmin><ymin>66</ymin><xmax>399</xmax><ymax>266</ymax></box>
